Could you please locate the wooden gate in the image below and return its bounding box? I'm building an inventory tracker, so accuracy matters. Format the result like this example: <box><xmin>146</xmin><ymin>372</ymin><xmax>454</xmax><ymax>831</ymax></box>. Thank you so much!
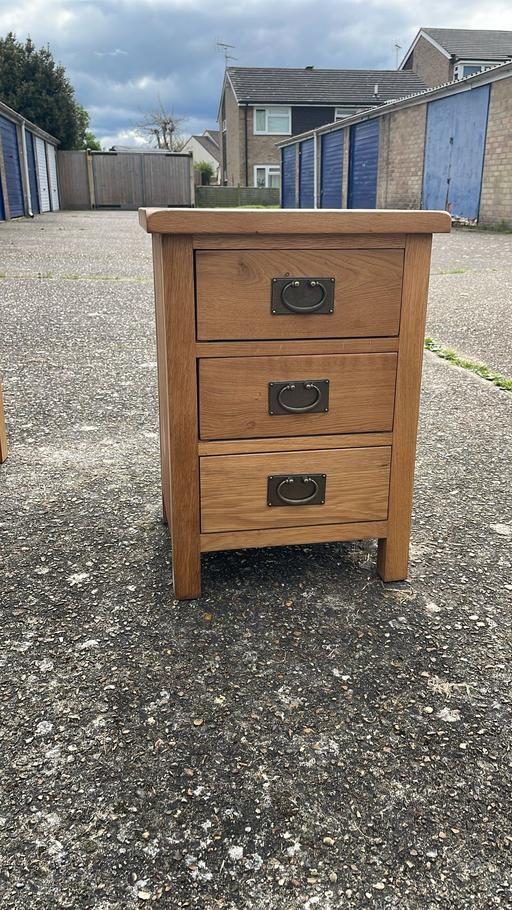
<box><xmin>58</xmin><ymin>150</ymin><xmax>193</xmax><ymax>210</ymax></box>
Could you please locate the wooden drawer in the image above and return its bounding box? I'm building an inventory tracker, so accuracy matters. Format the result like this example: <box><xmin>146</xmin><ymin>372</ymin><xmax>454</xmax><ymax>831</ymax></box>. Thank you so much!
<box><xmin>195</xmin><ymin>249</ymin><xmax>403</xmax><ymax>340</ymax></box>
<box><xmin>200</xmin><ymin>447</ymin><xmax>391</xmax><ymax>532</ymax></box>
<box><xmin>199</xmin><ymin>352</ymin><xmax>397</xmax><ymax>439</ymax></box>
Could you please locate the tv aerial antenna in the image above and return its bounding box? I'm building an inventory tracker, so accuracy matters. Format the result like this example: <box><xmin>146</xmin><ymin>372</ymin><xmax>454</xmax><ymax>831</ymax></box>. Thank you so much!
<box><xmin>394</xmin><ymin>40</ymin><xmax>403</xmax><ymax>68</ymax></box>
<box><xmin>216</xmin><ymin>40</ymin><xmax>237</xmax><ymax>67</ymax></box>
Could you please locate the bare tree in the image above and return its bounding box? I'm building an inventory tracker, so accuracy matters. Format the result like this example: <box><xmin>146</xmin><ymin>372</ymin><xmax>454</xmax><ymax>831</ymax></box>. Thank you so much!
<box><xmin>135</xmin><ymin>98</ymin><xmax>187</xmax><ymax>150</ymax></box>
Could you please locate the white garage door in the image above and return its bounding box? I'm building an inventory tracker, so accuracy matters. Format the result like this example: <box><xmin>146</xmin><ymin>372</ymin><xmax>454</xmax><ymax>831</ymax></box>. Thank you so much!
<box><xmin>46</xmin><ymin>143</ymin><xmax>59</xmax><ymax>211</ymax></box>
<box><xmin>35</xmin><ymin>137</ymin><xmax>51</xmax><ymax>212</ymax></box>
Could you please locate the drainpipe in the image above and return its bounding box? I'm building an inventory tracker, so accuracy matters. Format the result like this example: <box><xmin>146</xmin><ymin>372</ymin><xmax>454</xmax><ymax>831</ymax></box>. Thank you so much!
<box><xmin>313</xmin><ymin>129</ymin><xmax>318</xmax><ymax>208</ymax></box>
<box><xmin>244</xmin><ymin>102</ymin><xmax>249</xmax><ymax>187</ymax></box>
<box><xmin>20</xmin><ymin>121</ymin><xmax>34</xmax><ymax>217</ymax></box>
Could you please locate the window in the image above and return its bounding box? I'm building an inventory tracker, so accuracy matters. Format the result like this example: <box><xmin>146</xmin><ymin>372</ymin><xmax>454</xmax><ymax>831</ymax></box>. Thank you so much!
<box><xmin>254</xmin><ymin>165</ymin><xmax>281</xmax><ymax>188</ymax></box>
<box><xmin>335</xmin><ymin>107</ymin><xmax>354</xmax><ymax>120</ymax></box>
<box><xmin>335</xmin><ymin>106</ymin><xmax>371</xmax><ymax>120</ymax></box>
<box><xmin>453</xmin><ymin>61</ymin><xmax>496</xmax><ymax>80</ymax></box>
<box><xmin>253</xmin><ymin>107</ymin><xmax>291</xmax><ymax>135</ymax></box>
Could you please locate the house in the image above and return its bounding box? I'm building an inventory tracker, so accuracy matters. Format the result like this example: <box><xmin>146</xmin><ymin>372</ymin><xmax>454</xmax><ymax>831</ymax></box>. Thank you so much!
<box><xmin>400</xmin><ymin>28</ymin><xmax>512</xmax><ymax>87</ymax></box>
<box><xmin>181</xmin><ymin>129</ymin><xmax>221</xmax><ymax>183</ymax></box>
<box><xmin>218</xmin><ymin>66</ymin><xmax>427</xmax><ymax>188</ymax></box>
<box><xmin>278</xmin><ymin>60</ymin><xmax>512</xmax><ymax>226</ymax></box>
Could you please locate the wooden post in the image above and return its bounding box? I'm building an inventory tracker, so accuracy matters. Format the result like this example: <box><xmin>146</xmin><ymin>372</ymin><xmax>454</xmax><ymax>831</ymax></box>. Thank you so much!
<box><xmin>0</xmin><ymin>380</ymin><xmax>8</xmax><ymax>463</ymax></box>
<box><xmin>153</xmin><ymin>234</ymin><xmax>201</xmax><ymax>599</ymax></box>
<box><xmin>377</xmin><ymin>234</ymin><xmax>432</xmax><ymax>581</ymax></box>
<box><xmin>86</xmin><ymin>151</ymin><xmax>96</xmax><ymax>209</ymax></box>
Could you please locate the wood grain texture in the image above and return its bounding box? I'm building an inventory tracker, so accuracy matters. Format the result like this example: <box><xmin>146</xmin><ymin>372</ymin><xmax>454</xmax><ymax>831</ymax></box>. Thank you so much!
<box><xmin>151</xmin><ymin>235</ymin><xmax>170</xmax><ymax>525</ymax></box>
<box><xmin>199</xmin><ymin>353</ymin><xmax>397</xmax><ymax>439</ymax></box>
<box><xmin>196</xmin><ymin>338</ymin><xmax>399</xmax><ymax>357</ymax></box>
<box><xmin>192</xmin><ymin>233</ymin><xmax>406</xmax><ymax>249</ymax></box>
<box><xmin>139</xmin><ymin>207</ymin><xmax>452</xmax><ymax>235</ymax></box>
<box><xmin>0</xmin><ymin>380</ymin><xmax>8</xmax><ymax>463</ymax></box>
<box><xmin>200</xmin><ymin>447</ymin><xmax>391</xmax><ymax>532</ymax></box>
<box><xmin>196</xmin><ymin>249</ymin><xmax>404</xmax><ymax>341</ymax></box>
<box><xmin>198</xmin><ymin>432</ymin><xmax>393</xmax><ymax>456</ymax></box>
<box><xmin>201</xmin><ymin>521</ymin><xmax>388</xmax><ymax>553</ymax></box>
<box><xmin>157</xmin><ymin>234</ymin><xmax>201</xmax><ymax>598</ymax></box>
<box><xmin>377</xmin><ymin>234</ymin><xmax>433</xmax><ymax>582</ymax></box>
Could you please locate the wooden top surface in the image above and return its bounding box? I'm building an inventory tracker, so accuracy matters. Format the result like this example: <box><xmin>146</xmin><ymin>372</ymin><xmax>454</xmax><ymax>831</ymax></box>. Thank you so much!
<box><xmin>139</xmin><ymin>207</ymin><xmax>452</xmax><ymax>235</ymax></box>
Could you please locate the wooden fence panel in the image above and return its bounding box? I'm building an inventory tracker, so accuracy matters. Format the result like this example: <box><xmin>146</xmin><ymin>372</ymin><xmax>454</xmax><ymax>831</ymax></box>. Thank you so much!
<box><xmin>143</xmin><ymin>154</ymin><xmax>192</xmax><ymax>206</ymax></box>
<box><xmin>92</xmin><ymin>153</ymin><xmax>144</xmax><ymax>208</ymax></box>
<box><xmin>57</xmin><ymin>152</ymin><xmax>90</xmax><ymax>209</ymax></box>
<box><xmin>57</xmin><ymin>151</ymin><xmax>192</xmax><ymax>209</ymax></box>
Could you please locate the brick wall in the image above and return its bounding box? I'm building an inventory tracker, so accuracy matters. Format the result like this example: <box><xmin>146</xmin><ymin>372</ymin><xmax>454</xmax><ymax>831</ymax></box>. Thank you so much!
<box><xmin>406</xmin><ymin>36</ymin><xmax>452</xmax><ymax>88</ymax></box>
<box><xmin>246</xmin><ymin>107</ymin><xmax>284</xmax><ymax>186</ymax></box>
<box><xmin>479</xmin><ymin>79</ymin><xmax>512</xmax><ymax>226</ymax></box>
<box><xmin>222</xmin><ymin>94</ymin><xmax>286</xmax><ymax>186</ymax></box>
<box><xmin>377</xmin><ymin>105</ymin><xmax>427</xmax><ymax>209</ymax></box>
<box><xmin>222</xmin><ymin>83</ymin><xmax>242</xmax><ymax>186</ymax></box>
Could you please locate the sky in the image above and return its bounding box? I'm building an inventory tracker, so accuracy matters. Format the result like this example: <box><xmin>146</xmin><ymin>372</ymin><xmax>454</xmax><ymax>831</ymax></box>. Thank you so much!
<box><xmin>1</xmin><ymin>0</ymin><xmax>512</xmax><ymax>148</ymax></box>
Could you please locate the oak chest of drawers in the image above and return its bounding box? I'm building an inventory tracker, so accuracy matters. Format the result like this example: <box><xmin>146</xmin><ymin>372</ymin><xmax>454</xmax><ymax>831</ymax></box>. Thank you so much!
<box><xmin>140</xmin><ymin>208</ymin><xmax>451</xmax><ymax>599</ymax></box>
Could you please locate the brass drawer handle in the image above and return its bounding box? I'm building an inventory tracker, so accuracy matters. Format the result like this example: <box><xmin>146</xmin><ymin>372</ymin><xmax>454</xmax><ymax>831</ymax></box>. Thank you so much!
<box><xmin>271</xmin><ymin>277</ymin><xmax>335</xmax><ymax>315</ymax></box>
<box><xmin>267</xmin><ymin>473</ymin><xmax>326</xmax><ymax>507</ymax></box>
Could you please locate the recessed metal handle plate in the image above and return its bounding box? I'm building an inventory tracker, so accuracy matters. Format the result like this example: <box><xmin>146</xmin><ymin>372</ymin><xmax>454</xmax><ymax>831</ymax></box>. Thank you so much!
<box><xmin>267</xmin><ymin>473</ymin><xmax>327</xmax><ymax>507</ymax></box>
<box><xmin>268</xmin><ymin>379</ymin><xmax>330</xmax><ymax>415</ymax></box>
<box><xmin>271</xmin><ymin>277</ymin><xmax>335</xmax><ymax>315</ymax></box>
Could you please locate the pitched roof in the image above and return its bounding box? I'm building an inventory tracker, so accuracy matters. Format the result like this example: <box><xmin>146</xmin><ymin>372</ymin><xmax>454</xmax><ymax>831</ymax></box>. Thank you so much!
<box><xmin>226</xmin><ymin>67</ymin><xmax>427</xmax><ymax>105</ymax></box>
<box><xmin>192</xmin><ymin>133</ymin><xmax>221</xmax><ymax>162</ymax></box>
<box><xmin>204</xmin><ymin>129</ymin><xmax>220</xmax><ymax>146</ymax></box>
<box><xmin>422</xmin><ymin>28</ymin><xmax>512</xmax><ymax>59</ymax></box>
<box><xmin>278</xmin><ymin>60</ymin><xmax>512</xmax><ymax>148</ymax></box>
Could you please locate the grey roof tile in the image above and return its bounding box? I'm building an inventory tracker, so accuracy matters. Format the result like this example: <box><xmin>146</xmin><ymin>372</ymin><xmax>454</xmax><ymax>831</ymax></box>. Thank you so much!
<box><xmin>227</xmin><ymin>67</ymin><xmax>427</xmax><ymax>104</ymax></box>
<box><xmin>423</xmin><ymin>27</ymin><xmax>512</xmax><ymax>59</ymax></box>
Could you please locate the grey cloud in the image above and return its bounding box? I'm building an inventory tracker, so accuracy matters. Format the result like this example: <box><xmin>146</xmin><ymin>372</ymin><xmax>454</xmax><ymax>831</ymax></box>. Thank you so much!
<box><xmin>2</xmin><ymin>0</ymin><xmax>501</xmax><ymax>146</ymax></box>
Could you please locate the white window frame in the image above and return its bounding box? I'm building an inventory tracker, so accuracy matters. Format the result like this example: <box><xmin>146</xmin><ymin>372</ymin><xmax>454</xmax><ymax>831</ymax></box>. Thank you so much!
<box><xmin>253</xmin><ymin>164</ymin><xmax>281</xmax><ymax>188</ymax></box>
<box><xmin>453</xmin><ymin>60</ymin><xmax>497</xmax><ymax>80</ymax></box>
<box><xmin>335</xmin><ymin>106</ymin><xmax>372</xmax><ymax>121</ymax></box>
<box><xmin>335</xmin><ymin>107</ymin><xmax>354</xmax><ymax>120</ymax></box>
<box><xmin>253</xmin><ymin>106</ymin><xmax>291</xmax><ymax>136</ymax></box>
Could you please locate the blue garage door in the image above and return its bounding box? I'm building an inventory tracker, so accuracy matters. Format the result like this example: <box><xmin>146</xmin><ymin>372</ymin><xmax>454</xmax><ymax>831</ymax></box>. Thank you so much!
<box><xmin>0</xmin><ymin>116</ymin><xmax>24</xmax><ymax>217</ymax></box>
<box><xmin>299</xmin><ymin>138</ymin><xmax>314</xmax><ymax>208</ymax></box>
<box><xmin>26</xmin><ymin>132</ymin><xmax>40</xmax><ymax>214</ymax></box>
<box><xmin>347</xmin><ymin>120</ymin><xmax>379</xmax><ymax>209</ymax></box>
<box><xmin>281</xmin><ymin>145</ymin><xmax>297</xmax><ymax>208</ymax></box>
<box><xmin>422</xmin><ymin>85</ymin><xmax>490</xmax><ymax>222</ymax></box>
<box><xmin>320</xmin><ymin>130</ymin><xmax>343</xmax><ymax>208</ymax></box>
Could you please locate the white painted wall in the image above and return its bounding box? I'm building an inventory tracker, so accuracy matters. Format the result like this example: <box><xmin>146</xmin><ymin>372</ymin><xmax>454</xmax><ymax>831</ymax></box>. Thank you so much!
<box><xmin>181</xmin><ymin>135</ymin><xmax>220</xmax><ymax>182</ymax></box>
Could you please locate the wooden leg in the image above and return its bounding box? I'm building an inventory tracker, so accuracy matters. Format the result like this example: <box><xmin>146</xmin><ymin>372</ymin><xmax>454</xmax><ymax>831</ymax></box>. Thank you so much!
<box><xmin>377</xmin><ymin>234</ymin><xmax>432</xmax><ymax>585</ymax></box>
<box><xmin>0</xmin><ymin>381</ymin><xmax>7</xmax><ymax>464</ymax></box>
<box><xmin>377</xmin><ymin>536</ymin><xmax>409</xmax><ymax>582</ymax></box>
<box><xmin>153</xmin><ymin>234</ymin><xmax>201</xmax><ymax>600</ymax></box>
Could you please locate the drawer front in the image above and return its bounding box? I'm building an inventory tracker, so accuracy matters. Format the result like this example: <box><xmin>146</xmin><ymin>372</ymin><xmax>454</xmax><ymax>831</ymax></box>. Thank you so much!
<box><xmin>200</xmin><ymin>447</ymin><xmax>391</xmax><ymax>532</ymax></box>
<box><xmin>196</xmin><ymin>249</ymin><xmax>403</xmax><ymax>340</ymax></box>
<box><xmin>199</xmin><ymin>353</ymin><xmax>397</xmax><ymax>439</ymax></box>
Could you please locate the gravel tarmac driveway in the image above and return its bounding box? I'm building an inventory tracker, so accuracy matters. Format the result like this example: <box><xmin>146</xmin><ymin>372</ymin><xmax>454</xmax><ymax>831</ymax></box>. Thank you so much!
<box><xmin>1</xmin><ymin>212</ymin><xmax>511</xmax><ymax>910</ymax></box>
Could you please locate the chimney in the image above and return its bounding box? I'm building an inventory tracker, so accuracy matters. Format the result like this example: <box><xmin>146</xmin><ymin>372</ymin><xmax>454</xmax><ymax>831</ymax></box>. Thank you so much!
<box><xmin>374</xmin><ymin>83</ymin><xmax>379</xmax><ymax>97</ymax></box>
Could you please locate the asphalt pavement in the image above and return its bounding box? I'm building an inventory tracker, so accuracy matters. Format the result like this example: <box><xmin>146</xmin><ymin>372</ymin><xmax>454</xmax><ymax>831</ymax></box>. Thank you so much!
<box><xmin>0</xmin><ymin>212</ymin><xmax>511</xmax><ymax>910</ymax></box>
